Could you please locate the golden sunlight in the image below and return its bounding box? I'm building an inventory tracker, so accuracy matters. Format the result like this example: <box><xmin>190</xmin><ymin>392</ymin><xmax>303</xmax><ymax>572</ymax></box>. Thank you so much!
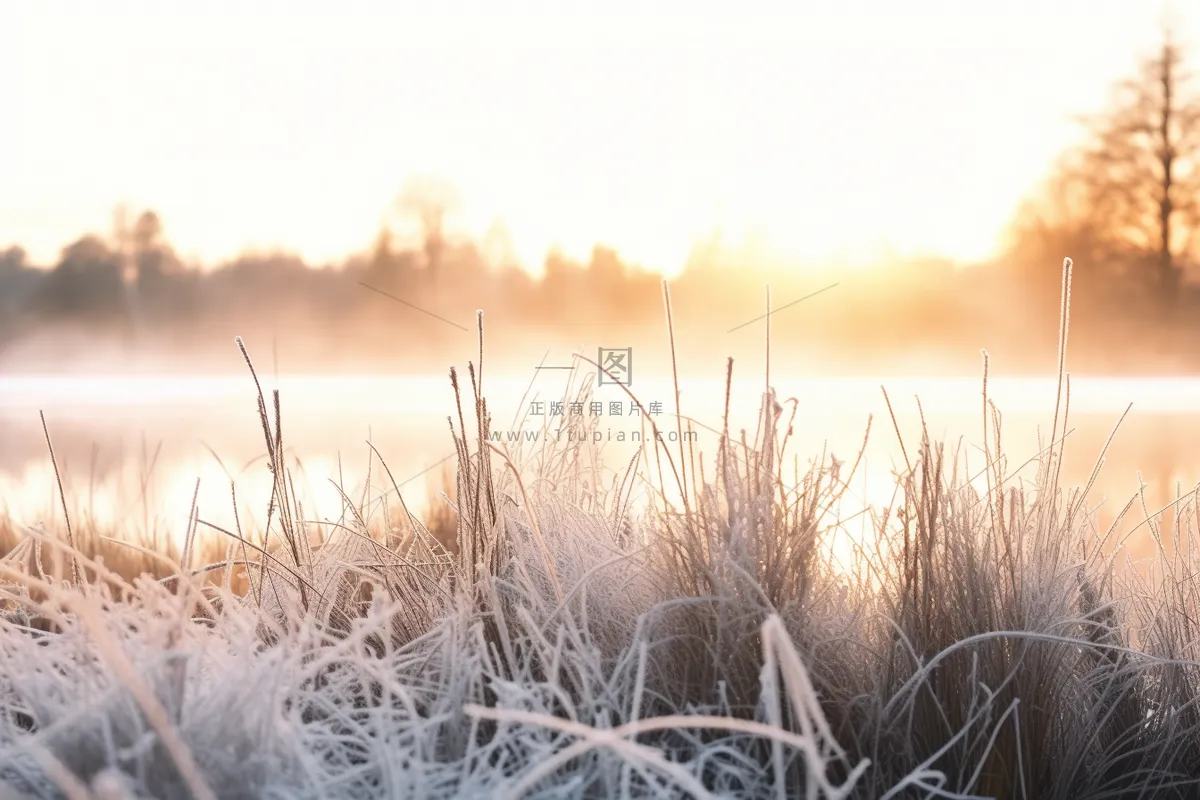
<box><xmin>2</xmin><ymin>1</ymin><xmax>1180</xmax><ymax>274</ymax></box>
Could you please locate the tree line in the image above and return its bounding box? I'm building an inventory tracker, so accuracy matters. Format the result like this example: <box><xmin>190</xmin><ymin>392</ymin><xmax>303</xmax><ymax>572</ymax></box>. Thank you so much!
<box><xmin>3</xmin><ymin>29</ymin><xmax>1200</xmax><ymax>375</ymax></box>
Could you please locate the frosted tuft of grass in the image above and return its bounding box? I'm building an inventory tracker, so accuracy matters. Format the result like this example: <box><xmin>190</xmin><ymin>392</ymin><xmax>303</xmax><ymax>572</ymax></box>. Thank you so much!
<box><xmin>3</xmin><ymin>264</ymin><xmax>1200</xmax><ymax>798</ymax></box>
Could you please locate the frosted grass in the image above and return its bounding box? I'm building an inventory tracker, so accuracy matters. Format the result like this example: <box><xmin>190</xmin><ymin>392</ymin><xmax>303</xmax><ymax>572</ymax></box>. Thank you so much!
<box><xmin>3</xmin><ymin>269</ymin><xmax>1200</xmax><ymax>798</ymax></box>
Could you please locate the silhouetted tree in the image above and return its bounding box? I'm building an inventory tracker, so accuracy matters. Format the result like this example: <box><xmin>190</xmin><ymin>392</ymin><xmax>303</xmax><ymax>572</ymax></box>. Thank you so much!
<box><xmin>395</xmin><ymin>176</ymin><xmax>462</xmax><ymax>272</ymax></box>
<box><xmin>0</xmin><ymin>245</ymin><xmax>26</xmax><ymax>274</ymax></box>
<box><xmin>113</xmin><ymin>208</ymin><xmax>179</xmax><ymax>284</ymax></box>
<box><xmin>132</xmin><ymin>211</ymin><xmax>165</xmax><ymax>279</ymax></box>
<box><xmin>1004</xmin><ymin>165</ymin><xmax>1129</xmax><ymax>294</ymax></box>
<box><xmin>32</xmin><ymin>235</ymin><xmax>127</xmax><ymax>319</ymax></box>
<box><xmin>1066</xmin><ymin>29</ymin><xmax>1200</xmax><ymax>307</ymax></box>
<box><xmin>0</xmin><ymin>246</ymin><xmax>34</xmax><ymax>337</ymax></box>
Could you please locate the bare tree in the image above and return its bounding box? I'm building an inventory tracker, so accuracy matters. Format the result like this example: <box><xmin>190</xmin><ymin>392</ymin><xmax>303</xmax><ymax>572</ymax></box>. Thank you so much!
<box><xmin>394</xmin><ymin>176</ymin><xmax>462</xmax><ymax>271</ymax></box>
<box><xmin>1066</xmin><ymin>29</ymin><xmax>1200</xmax><ymax>307</ymax></box>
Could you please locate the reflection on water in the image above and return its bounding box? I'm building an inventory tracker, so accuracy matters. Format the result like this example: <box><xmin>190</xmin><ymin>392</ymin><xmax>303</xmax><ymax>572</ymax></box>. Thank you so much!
<box><xmin>0</xmin><ymin>373</ymin><xmax>1196</xmax><ymax>561</ymax></box>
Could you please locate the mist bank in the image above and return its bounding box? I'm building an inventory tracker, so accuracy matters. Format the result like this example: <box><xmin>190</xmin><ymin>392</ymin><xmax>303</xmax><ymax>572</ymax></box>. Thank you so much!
<box><xmin>2</xmin><ymin>215</ymin><xmax>1198</xmax><ymax>378</ymax></box>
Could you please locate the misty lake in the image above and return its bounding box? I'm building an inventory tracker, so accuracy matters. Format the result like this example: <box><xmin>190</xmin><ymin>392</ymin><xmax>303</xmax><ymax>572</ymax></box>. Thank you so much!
<box><xmin>2</xmin><ymin>372</ymin><xmax>1200</xmax><ymax>560</ymax></box>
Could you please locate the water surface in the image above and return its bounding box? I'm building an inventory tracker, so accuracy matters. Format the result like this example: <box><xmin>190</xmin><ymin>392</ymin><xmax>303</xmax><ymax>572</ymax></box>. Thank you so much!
<box><xmin>2</xmin><ymin>373</ymin><xmax>1196</xmax><ymax>559</ymax></box>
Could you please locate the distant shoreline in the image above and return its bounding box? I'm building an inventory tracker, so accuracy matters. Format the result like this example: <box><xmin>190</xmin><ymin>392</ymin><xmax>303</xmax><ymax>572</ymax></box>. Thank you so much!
<box><xmin>4</xmin><ymin>372</ymin><xmax>1200</xmax><ymax>415</ymax></box>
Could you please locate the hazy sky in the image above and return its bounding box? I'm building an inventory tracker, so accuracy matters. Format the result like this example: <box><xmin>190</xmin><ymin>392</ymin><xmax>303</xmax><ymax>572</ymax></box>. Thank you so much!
<box><xmin>1</xmin><ymin>1</ymin><xmax>1191</xmax><ymax>275</ymax></box>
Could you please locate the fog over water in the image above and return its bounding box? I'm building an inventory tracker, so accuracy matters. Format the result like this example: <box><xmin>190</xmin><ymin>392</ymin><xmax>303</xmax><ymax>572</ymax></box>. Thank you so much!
<box><xmin>1</xmin><ymin>371</ymin><xmax>1196</xmax><ymax>566</ymax></box>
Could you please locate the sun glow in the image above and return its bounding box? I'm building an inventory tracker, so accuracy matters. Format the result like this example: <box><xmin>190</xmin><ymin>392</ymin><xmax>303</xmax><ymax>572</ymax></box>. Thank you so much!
<box><xmin>3</xmin><ymin>2</ymin><xmax>1182</xmax><ymax>275</ymax></box>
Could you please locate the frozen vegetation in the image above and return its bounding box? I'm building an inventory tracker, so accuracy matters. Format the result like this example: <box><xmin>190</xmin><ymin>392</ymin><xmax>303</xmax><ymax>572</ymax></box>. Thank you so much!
<box><xmin>3</xmin><ymin>267</ymin><xmax>1200</xmax><ymax>799</ymax></box>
